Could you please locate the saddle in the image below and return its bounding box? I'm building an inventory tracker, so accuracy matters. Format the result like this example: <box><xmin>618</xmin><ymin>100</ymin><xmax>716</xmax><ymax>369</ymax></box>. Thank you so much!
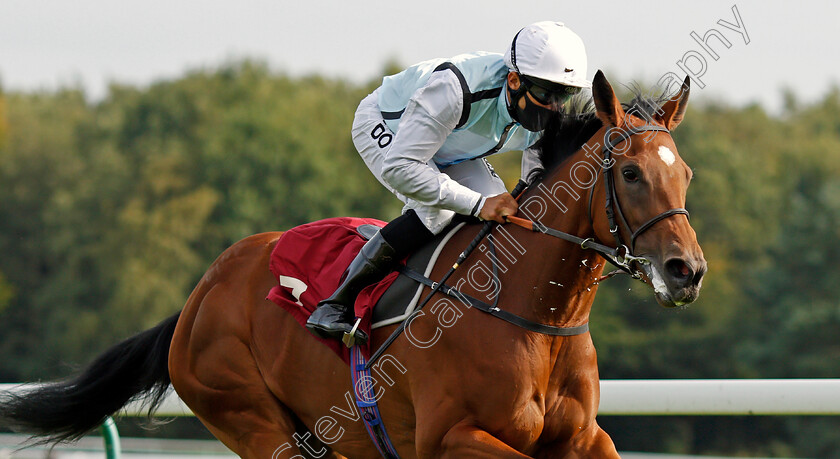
<box><xmin>266</xmin><ymin>217</ymin><xmax>460</xmax><ymax>364</ymax></box>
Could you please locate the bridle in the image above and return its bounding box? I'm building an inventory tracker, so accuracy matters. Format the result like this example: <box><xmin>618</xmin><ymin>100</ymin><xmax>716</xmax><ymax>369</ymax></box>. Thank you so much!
<box><xmin>508</xmin><ymin>124</ymin><xmax>689</xmax><ymax>279</ymax></box>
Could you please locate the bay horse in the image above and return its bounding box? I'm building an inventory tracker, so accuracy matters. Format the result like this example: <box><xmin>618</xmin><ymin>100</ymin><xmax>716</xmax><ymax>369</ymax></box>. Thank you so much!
<box><xmin>0</xmin><ymin>71</ymin><xmax>706</xmax><ymax>458</ymax></box>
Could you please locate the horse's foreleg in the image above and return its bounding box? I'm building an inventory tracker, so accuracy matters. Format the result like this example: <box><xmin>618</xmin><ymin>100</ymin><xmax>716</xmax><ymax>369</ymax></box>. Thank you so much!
<box><xmin>431</xmin><ymin>423</ymin><xmax>533</xmax><ymax>458</ymax></box>
<box><xmin>534</xmin><ymin>425</ymin><xmax>619</xmax><ymax>459</ymax></box>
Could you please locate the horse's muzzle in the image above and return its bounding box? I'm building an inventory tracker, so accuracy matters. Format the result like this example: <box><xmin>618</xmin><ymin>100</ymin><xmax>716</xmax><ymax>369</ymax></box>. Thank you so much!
<box><xmin>642</xmin><ymin>255</ymin><xmax>707</xmax><ymax>308</ymax></box>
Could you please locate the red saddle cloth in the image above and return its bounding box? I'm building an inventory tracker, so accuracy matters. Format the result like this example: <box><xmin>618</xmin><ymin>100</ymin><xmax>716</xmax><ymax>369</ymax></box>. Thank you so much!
<box><xmin>266</xmin><ymin>217</ymin><xmax>401</xmax><ymax>364</ymax></box>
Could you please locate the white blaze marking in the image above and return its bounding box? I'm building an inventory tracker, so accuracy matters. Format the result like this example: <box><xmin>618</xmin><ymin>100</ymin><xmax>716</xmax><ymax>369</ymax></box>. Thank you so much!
<box><xmin>658</xmin><ymin>146</ymin><xmax>676</xmax><ymax>166</ymax></box>
<box><xmin>649</xmin><ymin>265</ymin><xmax>669</xmax><ymax>295</ymax></box>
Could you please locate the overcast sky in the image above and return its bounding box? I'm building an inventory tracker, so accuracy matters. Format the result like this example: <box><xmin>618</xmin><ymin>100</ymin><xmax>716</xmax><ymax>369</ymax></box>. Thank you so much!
<box><xmin>0</xmin><ymin>0</ymin><xmax>837</xmax><ymax>114</ymax></box>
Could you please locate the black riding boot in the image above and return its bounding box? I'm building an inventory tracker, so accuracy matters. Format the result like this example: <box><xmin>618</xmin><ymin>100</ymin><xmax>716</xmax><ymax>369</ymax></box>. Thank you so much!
<box><xmin>306</xmin><ymin>232</ymin><xmax>398</xmax><ymax>345</ymax></box>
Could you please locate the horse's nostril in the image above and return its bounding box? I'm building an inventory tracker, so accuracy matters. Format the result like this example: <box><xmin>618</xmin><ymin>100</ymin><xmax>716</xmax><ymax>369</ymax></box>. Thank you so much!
<box><xmin>665</xmin><ymin>259</ymin><xmax>692</xmax><ymax>283</ymax></box>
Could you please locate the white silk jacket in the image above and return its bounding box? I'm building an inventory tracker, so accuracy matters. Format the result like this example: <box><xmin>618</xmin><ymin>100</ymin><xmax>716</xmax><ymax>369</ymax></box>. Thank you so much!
<box><xmin>375</xmin><ymin>52</ymin><xmax>541</xmax><ymax>215</ymax></box>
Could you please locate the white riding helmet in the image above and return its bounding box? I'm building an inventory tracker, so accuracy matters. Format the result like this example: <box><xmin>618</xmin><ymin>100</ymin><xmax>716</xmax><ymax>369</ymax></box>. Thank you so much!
<box><xmin>503</xmin><ymin>21</ymin><xmax>591</xmax><ymax>88</ymax></box>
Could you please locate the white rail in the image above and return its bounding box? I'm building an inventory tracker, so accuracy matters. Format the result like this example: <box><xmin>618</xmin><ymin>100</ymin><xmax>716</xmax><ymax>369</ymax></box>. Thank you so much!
<box><xmin>3</xmin><ymin>379</ymin><xmax>840</xmax><ymax>416</ymax></box>
<box><xmin>597</xmin><ymin>379</ymin><xmax>840</xmax><ymax>415</ymax></box>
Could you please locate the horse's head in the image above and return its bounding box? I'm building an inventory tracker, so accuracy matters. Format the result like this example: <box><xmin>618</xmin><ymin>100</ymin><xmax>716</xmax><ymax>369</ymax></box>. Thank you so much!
<box><xmin>589</xmin><ymin>70</ymin><xmax>707</xmax><ymax>308</ymax></box>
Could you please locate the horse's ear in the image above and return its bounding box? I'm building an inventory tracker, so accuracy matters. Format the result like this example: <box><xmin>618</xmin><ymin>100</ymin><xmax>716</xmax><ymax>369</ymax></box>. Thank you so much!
<box><xmin>592</xmin><ymin>70</ymin><xmax>625</xmax><ymax>127</ymax></box>
<box><xmin>658</xmin><ymin>76</ymin><xmax>690</xmax><ymax>130</ymax></box>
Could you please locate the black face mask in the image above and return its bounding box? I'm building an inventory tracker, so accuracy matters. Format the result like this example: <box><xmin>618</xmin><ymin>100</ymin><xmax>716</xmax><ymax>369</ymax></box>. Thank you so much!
<box><xmin>508</xmin><ymin>89</ymin><xmax>554</xmax><ymax>132</ymax></box>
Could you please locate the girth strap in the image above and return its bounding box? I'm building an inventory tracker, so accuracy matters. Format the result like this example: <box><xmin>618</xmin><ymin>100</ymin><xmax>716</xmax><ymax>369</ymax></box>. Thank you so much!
<box><xmin>350</xmin><ymin>346</ymin><xmax>401</xmax><ymax>458</ymax></box>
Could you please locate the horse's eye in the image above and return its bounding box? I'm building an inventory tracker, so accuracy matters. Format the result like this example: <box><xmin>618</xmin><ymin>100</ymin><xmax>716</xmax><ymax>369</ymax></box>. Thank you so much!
<box><xmin>622</xmin><ymin>168</ymin><xmax>639</xmax><ymax>183</ymax></box>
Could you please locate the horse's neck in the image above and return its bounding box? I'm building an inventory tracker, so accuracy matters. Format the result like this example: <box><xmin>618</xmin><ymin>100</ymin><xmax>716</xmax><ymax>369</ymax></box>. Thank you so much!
<box><xmin>499</xmin><ymin>157</ymin><xmax>606</xmax><ymax>328</ymax></box>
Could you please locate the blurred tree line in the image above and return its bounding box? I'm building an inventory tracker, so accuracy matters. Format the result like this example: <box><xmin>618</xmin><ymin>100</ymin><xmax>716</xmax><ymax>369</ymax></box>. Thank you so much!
<box><xmin>1</xmin><ymin>61</ymin><xmax>839</xmax><ymax>457</ymax></box>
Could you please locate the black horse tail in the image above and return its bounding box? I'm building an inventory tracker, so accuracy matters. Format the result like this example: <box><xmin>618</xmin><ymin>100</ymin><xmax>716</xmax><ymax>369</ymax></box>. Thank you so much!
<box><xmin>0</xmin><ymin>312</ymin><xmax>180</xmax><ymax>445</ymax></box>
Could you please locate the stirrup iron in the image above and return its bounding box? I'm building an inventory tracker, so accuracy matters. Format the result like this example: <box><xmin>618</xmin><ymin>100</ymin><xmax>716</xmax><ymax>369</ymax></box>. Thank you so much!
<box><xmin>342</xmin><ymin>318</ymin><xmax>363</xmax><ymax>348</ymax></box>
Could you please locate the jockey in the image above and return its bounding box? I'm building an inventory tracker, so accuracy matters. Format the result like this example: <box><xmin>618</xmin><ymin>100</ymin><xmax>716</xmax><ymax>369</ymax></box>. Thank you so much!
<box><xmin>306</xmin><ymin>21</ymin><xmax>591</xmax><ymax>344</ymax></box>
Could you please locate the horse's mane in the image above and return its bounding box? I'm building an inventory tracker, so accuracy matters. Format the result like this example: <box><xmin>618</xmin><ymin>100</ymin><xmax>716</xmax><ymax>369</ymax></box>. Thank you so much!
<box><xmin>526</xmin><ymin>85</ymin><xmax>672</xmax><ymax>185</ymax></box>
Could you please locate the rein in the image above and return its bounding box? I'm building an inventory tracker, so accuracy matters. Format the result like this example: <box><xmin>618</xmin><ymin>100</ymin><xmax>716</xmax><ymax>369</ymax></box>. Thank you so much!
<box><xmin>509</xmin><ymin>124</ymin><xmax>689</xmax><ymax>279</ymax></box>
